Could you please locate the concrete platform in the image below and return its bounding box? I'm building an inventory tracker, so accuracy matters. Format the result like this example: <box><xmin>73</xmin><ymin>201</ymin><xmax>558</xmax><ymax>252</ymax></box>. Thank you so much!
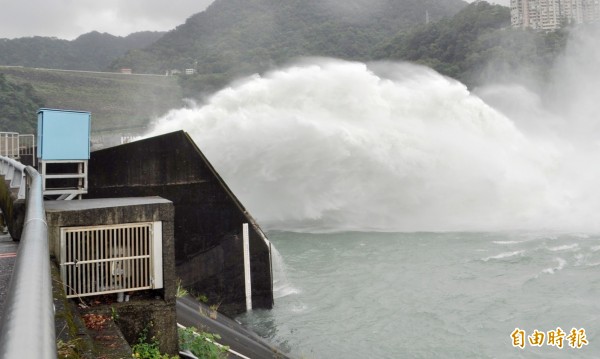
<box><xmin>44</xmin><ymin>196</ymin><xmax>173</xmax><ymax>260</ymax></box>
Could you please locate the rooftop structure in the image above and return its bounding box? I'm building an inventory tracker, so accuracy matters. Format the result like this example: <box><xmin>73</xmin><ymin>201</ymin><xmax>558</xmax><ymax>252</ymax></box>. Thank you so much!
<box><xmin>511</xmin><ymin>0</ymin><xmax>600</xmax><ymax>31</ymax></box>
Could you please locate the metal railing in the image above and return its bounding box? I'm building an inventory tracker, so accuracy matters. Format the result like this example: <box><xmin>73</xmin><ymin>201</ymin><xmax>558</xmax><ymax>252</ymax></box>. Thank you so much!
<box><xmin>0</xmin><ymin>132</ymin><xmax>19</xmax><ymax>159</ymax></box>
<box><xmin>18</xmin><ymin>134</ymin><xmax>36</xmax><ymax>167</ymax></box>
<box><xmin>0</xmin><ymin>156</ymin><xmax>56</xmax><ymax>359</ymax></box>
<box><xmin>0</xmin><ymin>156</ymin><xmax>26</xmax><ymax>199</ymax></box>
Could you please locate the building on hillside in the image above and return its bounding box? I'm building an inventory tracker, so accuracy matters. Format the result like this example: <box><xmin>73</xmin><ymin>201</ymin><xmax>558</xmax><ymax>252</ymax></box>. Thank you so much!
<box><xmin>511</xmin><ymin>0</ymin><xmax>600</xmax><ymax>30</ymax></box>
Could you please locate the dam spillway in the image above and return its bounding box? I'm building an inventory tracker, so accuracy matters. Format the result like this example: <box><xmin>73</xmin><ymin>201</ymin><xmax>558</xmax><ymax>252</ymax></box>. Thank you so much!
<box><xmin>86</xmin><ymin>130</ymin><xmax>273</xmax><ymax>316</ymax></box>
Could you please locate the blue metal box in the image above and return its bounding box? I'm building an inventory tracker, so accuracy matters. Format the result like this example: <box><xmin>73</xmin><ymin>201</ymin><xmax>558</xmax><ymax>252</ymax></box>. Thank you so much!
<box><xmin>37</xmin><ymin>108</ymin><xmax>91</xmax><ymax>160</ymax></box>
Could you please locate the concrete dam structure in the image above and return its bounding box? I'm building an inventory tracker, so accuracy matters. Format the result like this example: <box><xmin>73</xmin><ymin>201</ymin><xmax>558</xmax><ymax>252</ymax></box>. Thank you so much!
<box><xmin>0</xmin><ymin>116</ymin><xmax>278</xmax><ymax>357</ymax></box>
<box><xmin>86</xmin><ymin>130</ymin><xmax>273</xmax><ymax>315</ymax></box>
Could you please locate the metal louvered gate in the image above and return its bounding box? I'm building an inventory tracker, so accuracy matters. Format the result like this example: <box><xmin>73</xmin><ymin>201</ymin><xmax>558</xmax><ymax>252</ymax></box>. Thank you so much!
<box><xmin>60</xmin><ymin>222</ymin><xmax>163</xmax><ymax>298</ymax></box>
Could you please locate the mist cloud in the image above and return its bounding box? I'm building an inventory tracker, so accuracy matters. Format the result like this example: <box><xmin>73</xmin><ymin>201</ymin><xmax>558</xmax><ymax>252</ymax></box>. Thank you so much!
<box><xmin>476</xmin><ymin>23</ymin><xmax>600</xmax><ymax>143</ymax></box>
<box><xmin>548</xmin><ymin>24</ymin><xmax>600</xmax><ymax>139</ymax></box>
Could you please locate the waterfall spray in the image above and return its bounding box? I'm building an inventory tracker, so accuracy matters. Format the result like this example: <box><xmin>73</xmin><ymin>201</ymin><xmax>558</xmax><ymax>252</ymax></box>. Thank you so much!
<box><xmin>147</xmin><ymin>36</ymin><xmax>600</xmax><ymax>233</ymax></box>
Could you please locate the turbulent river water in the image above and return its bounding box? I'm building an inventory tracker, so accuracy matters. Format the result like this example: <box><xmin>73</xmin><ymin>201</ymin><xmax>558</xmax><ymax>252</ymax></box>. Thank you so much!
<box><xmin>238</xmin><ymin>231</ymin><xmax>600</xmax><ymax>358</ymax></box>
<box><xmin>144</xmin><ymin>25</ymin><xmax>600</xmax><ymax>358</ymax></box>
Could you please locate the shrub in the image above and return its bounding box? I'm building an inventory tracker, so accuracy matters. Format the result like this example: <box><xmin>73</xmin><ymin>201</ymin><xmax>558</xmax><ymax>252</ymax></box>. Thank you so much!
<box><xmin>178</xmin><ymin>327</ymin><xmax>229</xmax><ymax>359</ymax></box>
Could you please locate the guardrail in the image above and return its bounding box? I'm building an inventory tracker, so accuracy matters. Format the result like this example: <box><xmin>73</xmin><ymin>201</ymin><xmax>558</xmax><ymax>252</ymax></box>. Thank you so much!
<box><xmin>0</xmin><ymin>156</ymin><xmax>26</xmax><ymax>200</ymax></box>
<box><xmin>0</xmin><ymin>156</ymin><xmax>56</xmax><ymax>359</ymax></box>
<box><xmin>0</xmin><ymin>132</ymin><xmax>20</xmax><ymax>159</ymax></box>
<box><xmin>18</xmin><ymin>134</ymin><xmax>36</xmax><ymax>167</ymax></box>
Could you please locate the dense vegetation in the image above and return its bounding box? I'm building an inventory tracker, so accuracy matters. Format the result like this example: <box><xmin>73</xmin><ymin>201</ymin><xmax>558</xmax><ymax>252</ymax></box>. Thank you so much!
<box><xmin>111</xmin><ymin>0</ymin><xmax>570</xmax><ymax>97</ymax></box>
<box><xmin>111</xmin><ymin>0</ymin><xmax>466</xmax><ymax>96</ymax></box>
<box><xmin>376</xmin><ymin>1</ymin><xmax>569</xmax><ymax>87</ymax></box>
<box><xmin>0</xmin><ymin>73</ymin><xmax>44</xmax><ymax>133</ymax></box>
<box><xmin>0</xmin><ymin>31</ymin><xmax>165</xmax><ymax>71</ymax></box>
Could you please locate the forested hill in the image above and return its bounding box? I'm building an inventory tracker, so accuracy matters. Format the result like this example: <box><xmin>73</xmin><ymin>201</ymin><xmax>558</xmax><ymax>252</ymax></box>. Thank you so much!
<box><xmin>0</xmin><ymin>73</ymin><xmax>43</xmax><ymax>133</ymax></box>
<box><xmin>111</xmin><ymin>0</ymin><xmax>467</xmax><ymax>79</ymax></box>
<box><xmin>0</xmin><ymin>31</ymin><xmax>165</xmax><ymax>71</ymax></box>
<box><xmin>377</xmin><ymin>1</ymin><xmax>568</xmax><ymax>87</ymax></box>
<box><xmin>112</xmin><ymin>0</ymin><xmax>568</xmax><ymax>97</ymax></box>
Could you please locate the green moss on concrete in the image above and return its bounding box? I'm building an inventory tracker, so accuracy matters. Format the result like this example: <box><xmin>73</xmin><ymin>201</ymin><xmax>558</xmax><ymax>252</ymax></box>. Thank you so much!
<box><xmin>52</xmin><ymin>265</ymin><xmax>96</xmax><ymax>359</ymax></box>
<box><xmin>53</xmin><ymin>264</ymin><xmax>133</xmax><ymax>359</ymax></box>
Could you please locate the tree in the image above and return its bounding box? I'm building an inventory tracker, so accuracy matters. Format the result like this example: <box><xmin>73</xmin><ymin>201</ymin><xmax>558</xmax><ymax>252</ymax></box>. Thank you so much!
<box><xmin>0</xmin><ymin>73</ymin><xmax>44</xmax><ymax>133</ymax></box>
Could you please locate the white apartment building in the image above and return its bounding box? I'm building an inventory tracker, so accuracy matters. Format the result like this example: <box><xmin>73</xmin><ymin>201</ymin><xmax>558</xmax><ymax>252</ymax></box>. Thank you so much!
<box><xmin>511</xmin><ymin>0</ymin><xmax>600</xmax><ymax>30</ymax></box>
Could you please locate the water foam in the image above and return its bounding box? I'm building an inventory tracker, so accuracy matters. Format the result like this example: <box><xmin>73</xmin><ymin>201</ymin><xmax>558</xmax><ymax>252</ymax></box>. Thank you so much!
<box><xmin>482</xmin><ymin>250</ymin><xmax>525</xmax><ymax>262</ymax></box>
<box><xmin>548</xmin><ymin>244</ymin><xmax>579</xmax><ymax>252</ymax></box>
<box><xmin>146</xmin><ymin>26</ymin><xmax>600</xmax><ymax>233</ymax></box>
<box><xmin>542</xmin><ymin>257</ymin><xmax>567</xmax><ymax>274</ymax></box>
<box><xmin>492</xmin><ymin>241</ymin><xmax>522</xmax><ymax>245</ymax></box>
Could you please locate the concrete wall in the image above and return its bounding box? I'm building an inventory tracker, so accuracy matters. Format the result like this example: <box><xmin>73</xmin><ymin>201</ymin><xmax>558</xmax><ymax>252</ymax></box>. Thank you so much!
<box><xmin>86</xmin><ymin>131</ymin><xmax>273</xmax><ymax>315</ymax></box>
<box><xmin>45</xmin><ymin>197</ymin><xmax>178</xmax><ymax>354</ymax></box>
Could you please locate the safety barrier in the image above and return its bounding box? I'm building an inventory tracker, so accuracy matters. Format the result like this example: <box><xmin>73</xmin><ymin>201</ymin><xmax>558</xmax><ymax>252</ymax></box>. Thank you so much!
<box><xmin>0</xmin><ymin>132</ymin><xmax>19</xmax><ymax>159</ymax></box>
<box><xmin>0</xmin><ymin>156</ymin><xmax>26</xmax><ymax>199</ymax></box>
<box><xmin>0</xmin><ymin>156</ymin><xmax>56</xmax><ymax>359</ymax></box>
<box><xmin>18</xmin><ymin>134</ymin><xmax>36</xmax><ymax>167</ymax></box>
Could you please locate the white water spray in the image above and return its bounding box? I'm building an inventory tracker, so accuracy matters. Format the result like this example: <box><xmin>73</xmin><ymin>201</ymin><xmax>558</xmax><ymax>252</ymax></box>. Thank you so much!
<box><xmin>270</xmin><ymin>245</ymin><xmax>298</xmax><ymax>298</ymax></box>
<box><xmin>147</xmin><ymin>27</ymin><xmax>600</xmax><ymax>233</ymax></box>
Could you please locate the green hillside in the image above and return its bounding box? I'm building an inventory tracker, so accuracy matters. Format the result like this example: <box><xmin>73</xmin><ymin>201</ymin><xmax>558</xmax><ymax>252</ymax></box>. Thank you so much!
<box><xmin>0</xmin><ymin>31</ymin><xmax>165</xmax><ymax>71</ymax></box>
<box><xmin>111</xmin><ymin>0</ymin><xmax>568</xmax><ymax>96</ymax></box>
<box><xmin>111</xmin><ymin>0</ymin><xmax>467</xmax><ymax>96</ymax></box>
<box><xmin>0</xmin><ymin>66</ymin><xmax>183</xmax><ymax>135</ymax></box>
<box><xmin>376</xmin><ymin>1</ymin><xmax>569</xmax><ymax>87</ymax></box>
<box><xmin>0</xmin><ymin>73</ymin><xmax>44</xmax><ymax>133</ymax></box>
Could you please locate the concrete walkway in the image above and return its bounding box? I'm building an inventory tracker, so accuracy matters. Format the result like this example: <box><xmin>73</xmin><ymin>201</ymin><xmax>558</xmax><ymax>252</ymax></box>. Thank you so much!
<box><xmin>0</xmin><ymin>232</ymin><xmax>17</xmax><ymax>322</ymax></box>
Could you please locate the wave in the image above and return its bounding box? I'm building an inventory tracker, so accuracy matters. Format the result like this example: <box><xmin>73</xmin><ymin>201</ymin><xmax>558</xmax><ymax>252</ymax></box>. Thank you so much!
<box><xmin>482</xmin><ymin>250</ymin><xmax>525</xmax><ymax>262</ymax></box>
<box><xmin>548</xmin><ymin>244</ymin><xmax>579</xmax><ymax>252</ymax></box>
<box><xmin>542</xmin><ymin>257</ymin><xmax>567</xmax><ymax>274</ymax></box>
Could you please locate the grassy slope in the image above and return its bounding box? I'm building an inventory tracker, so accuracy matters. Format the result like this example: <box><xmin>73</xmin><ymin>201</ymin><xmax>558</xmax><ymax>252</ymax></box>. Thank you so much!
<box><xmin>0</xmin><ymin>66</ymin><xmax>183</xmax><ymax>134</ymax></box>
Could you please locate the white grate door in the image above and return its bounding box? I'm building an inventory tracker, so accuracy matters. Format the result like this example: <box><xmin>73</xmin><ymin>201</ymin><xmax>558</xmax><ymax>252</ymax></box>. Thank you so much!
<box><xmin>60</xmin><ymin>222</ymin><xmax>163</xmax><ymax>298</ymax></box>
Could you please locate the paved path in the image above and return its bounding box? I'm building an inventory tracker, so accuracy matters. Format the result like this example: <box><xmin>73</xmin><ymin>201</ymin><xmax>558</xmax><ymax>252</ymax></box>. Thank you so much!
<box><xmin>0</xmin><ymin>232</ymin><xmax>17</xmax><ymax>322</ymax></box>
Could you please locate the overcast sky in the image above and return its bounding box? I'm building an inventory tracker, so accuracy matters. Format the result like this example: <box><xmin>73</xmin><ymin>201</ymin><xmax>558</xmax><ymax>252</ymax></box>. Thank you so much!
<box><xmin>0</xmin><ymin>0</ymin><xmax>214</xmax><ymax>40</ymax></box>
<box><xmin>0</xmin><ymin>0</ymin><xmax>509</xmax><ymax>40</ymax></box>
